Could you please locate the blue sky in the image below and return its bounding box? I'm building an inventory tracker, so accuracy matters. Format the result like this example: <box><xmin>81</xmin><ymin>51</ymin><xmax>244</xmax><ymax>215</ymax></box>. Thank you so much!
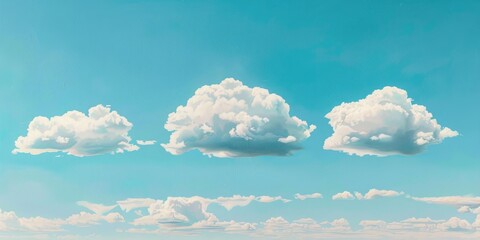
<box><xmin>0</xmin><ymin>0</ymin><xmax>479</xmax><ymax>239</ymax></box>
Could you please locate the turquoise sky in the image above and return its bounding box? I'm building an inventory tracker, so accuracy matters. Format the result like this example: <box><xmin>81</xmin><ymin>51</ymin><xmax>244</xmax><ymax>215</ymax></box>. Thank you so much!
<box><xmin>0</xmin><ymin>0</ymin><xmax>479</xmax><ymax>239</ymax></box>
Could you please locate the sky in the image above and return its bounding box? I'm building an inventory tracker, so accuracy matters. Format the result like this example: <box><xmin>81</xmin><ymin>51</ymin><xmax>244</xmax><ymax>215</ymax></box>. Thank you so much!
<box><xmin>0</xmin><ymin>0</ymin><xmax>479</xmax><ymax>239</ymax></box>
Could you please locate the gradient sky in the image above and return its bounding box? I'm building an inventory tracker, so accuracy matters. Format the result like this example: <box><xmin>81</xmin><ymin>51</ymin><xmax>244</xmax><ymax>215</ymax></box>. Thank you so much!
<box><xmin>0</xmin><ymin>0</ymin><xmax>479</xmax><ymax>239</ymax></box>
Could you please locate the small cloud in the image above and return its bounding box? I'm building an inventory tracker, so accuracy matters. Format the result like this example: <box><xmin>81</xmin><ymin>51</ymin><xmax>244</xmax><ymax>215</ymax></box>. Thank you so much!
<box><xmin>77</xmin><ymin>201</ymin><xmax>117</xmax><ymax>215</ymax></box>
<box><xmin>333</xmin><ymin>189</ymin><xmax>403</xmax><ymax>200</ymax></box>
<box><xmin>332</xmin><ymin>191</ymin><xmax>355</xmax><ymax>200</ymax></box>
<box><xmin>362</xmin><ymin>189</ymin><xmax>403</xmax><ymax>200</ymax></box>
<box><xmin>294</xmin><ymin>193</ymin><xmax>323</xmax><ymax>200</ymax></box>
<box><xmin>136</xmin><ymin>140</ymin><xmax>157</xmax><ymax>146</ymax></box>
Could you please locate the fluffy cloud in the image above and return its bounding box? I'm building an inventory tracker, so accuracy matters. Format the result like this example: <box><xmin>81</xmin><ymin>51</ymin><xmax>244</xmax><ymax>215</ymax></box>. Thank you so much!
<box><xmin>161</xmin><ymin>78</ymin><xmax>316</xmax><ymax>157</ymax></box>
<box><xmin>332</xmin><ymin>191</ymin><xmax>355</xmax><ymax>200</ymax></box>
<box><xmin>13</xmin><ymin>105</ymin><xmax>138</xmax><ymax>157</ymax></box>
<box><xmin>294</xmin><ymin>193</ymin><xmax>323</xmax><ymax>200</ymax></box>
<box><xmin>324</xmin><ymin>86</ymin><xmax>458</xmax><ymax>156</ymax></box>
<box><xmin>131</xmin><ymin>197</ymin><xmax>216</xmax><ymax>226</ymax></box>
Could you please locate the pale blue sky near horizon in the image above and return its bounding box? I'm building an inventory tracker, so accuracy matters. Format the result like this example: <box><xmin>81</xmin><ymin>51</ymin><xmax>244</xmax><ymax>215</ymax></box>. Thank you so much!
<box><xmin>0</xmin><ymin>0</ymin><xmax>479</xmax><ymax>238</ymax></box>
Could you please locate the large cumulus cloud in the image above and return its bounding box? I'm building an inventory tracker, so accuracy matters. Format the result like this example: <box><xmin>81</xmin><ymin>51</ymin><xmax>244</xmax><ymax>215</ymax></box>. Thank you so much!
<box><xmin>13</xmin><ymin>105</ymin><xmax>138</xmax><ymax>157</ymax></box>
<box><xmin>324</xmin><ymin>86</ymin><xmax>458</xmax><ymax>156</ymax></box>
<box><xmin>161</xmin><ymin>78</ymin><xmax>316</xmax><ymax>157</ymax></box>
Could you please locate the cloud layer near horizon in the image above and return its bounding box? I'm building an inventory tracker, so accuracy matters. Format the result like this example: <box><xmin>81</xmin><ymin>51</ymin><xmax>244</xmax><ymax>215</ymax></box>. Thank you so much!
<box><xmin>324</xmin><ymin>86</ymin><xmax>458</xmax><ymax>156</ymax></box>
<box><xmin>161</xmin><ymin>78</ymin><xmax>316</xmax><ymax>157</ymax></box>
<box><xmin>1</xmin><ymin>193</ymin><xmax>480</xmax><ymax>239</ymax></box>
<box><xmin>13</xmin><ymin>105</ymin><xmax>138</xmax><ymax>157</ymax></box>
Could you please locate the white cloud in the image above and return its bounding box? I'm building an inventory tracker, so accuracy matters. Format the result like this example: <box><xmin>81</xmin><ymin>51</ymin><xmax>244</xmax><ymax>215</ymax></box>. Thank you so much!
<box><xmin>324</xmin><ymin>86</ymin><xmax>458</xmax><ymax>156</ymax></box>
<box><xmin>332</xmin><ymin>191</ymin><xmax>355</xmax><ymax>200</ymax></box>
<box><xmin>161</xmin><ymin>78</ymin><xmax>316</xmax><ymax>157</ymax></box>
<box><xmin>360</xmin><ymin>216</ymin><xmax>475</xmax><ymax>233</ymax></box>
<box><xmin>294</xmin><ymin>193</ymin><xmax>323</xmax><ymax>200</ymax></box>
<box><xmin>17</xmin><ymin>217</ymin><xmax>64</xmax><ymax>232</ymax></box>
<box><xmin>256</xmin><ymin>196</ymin><xmax>291</xmax><ymax>203</ymax></box>
<box><xmin>438</xmin><ymin>217</ymin><xmax>473</xmax><ymax>231</ymax></box>
<box><xmin>262</xmin><ymin>217</ymin><xmax>350</xmax><ymax>236</ymax></box>
<box><xmin>458</xmin><ymin>206</ymin><xmax>471</xmax><ymax>213</ymax></box>
<box><xmin>411</xmin><ymin>196</ymin><xmax>480</xmax><ymax>207</ymax></box>
<box><xmin>66</xmin><ymin>212</ymin><xmax>124</xmax><ymax>226</ymax></box>
<box><xmin>77</xmin><ymin>201</ymin><xmax>116</xmax><ymax>215</ymax></box>
<box><xmin>214</xmin><ymin>195</ymin><xmax>255</xmax><ymax>211</ymax></box>
<box><xmin>117</xmin><ymin>198</ymin><xmax>156</xmax><ymax>212</ymax></box>
<box><xmin>136</xmin><ymin>140</ymin><xmax>156</xmax><ymax>145</ymax></box>
<box><xmin>131</xmin><ymin>197</ymin><xmax>216</xmax><ymax>226</ymax></box>
<box><xmin>362</xmin><ymin>189</ymin><xmax>403</xmax><ymax>200</ymax></box>
<box><xmin>333</xmin><ymin>189</ymin><xmax>403</xmax><ymax>200</ymax></box>
<box><xmin>13</xmin><ymin>105</ymin><xmax>138</xmax><ymax>157</ymax></box>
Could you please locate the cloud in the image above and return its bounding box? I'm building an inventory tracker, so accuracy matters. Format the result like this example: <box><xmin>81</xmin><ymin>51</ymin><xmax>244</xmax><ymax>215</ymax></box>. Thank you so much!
<box><xmin>262</xmin><ymin>217</ymin><xmax>350</xmax><ymax>236</ymax></box>
<box><xmin>360</xmin><ymin>217</ymin><xmax>475</xmax><ymax>233</ymax></box>
<box><xmin>17</xmin><ymin>217</ymin><xmax>64</xmax><ymax>232</ymax></box>
<box><xmin>411</xmin><ymin>196</ymin><xmax>480</xmax><ymax>214</ymax></box>
<box><xmin>117</xmin><ymin>198</ymin><xmax>156</xmax><ymax>212</ymax></box>
<box><xmin>256</xmin><ymin>196</ymin><xmax>290</xmax><ymax>203</ymax></box>
<box><xmin>66</xmin><ymin>212</ymin><xmax>124</xmax><ymax>226</ymax></box>
<box><xmin>332</xmin><ymin>191</ymin><xmax>355</xmax><ymax>200</ymax></box>
<box><xmin>332</xmin><ymin>189</ymin><xmax>402</xmax><ymax>200</ymax></box>
<box><xmin>361</xmin><ymin>189</ymin><xmax>403</xmax><ymax>200</ymax></box>
<box><xmin>214</xmin><ymin>195</ymin><xmax>255</xmax><ymax>211</ymax></box>
<box><xmin>294</xmin><ymin>193</ymin><xmax>323</xmax><ymax>200</ymax></box>
<box><xmin>2</xmin><ymin>196</ymin><xmax>480</xmax><ymax>239</ymax></box>
<box><xmin>0</xmin><ymin>208</ymin><xmax>120</xmax><ymax>233</ymax></box>
<box><xmin>122</xmin><ymin>194</ymin><xmax>290</xmax><ymax>230</ymax></box>
<box><xmin>77</xmin><ymin>201</ymin><xmax>117</xmax><ymax>215</ymax></box>
<box><xmin>161</xmin><ymin>78</ymin><xmax>316</xmax><ymax>157</ymax></box>
<box><xmin>411</xmin><ymin>196</ymin><xmax>480</xmax><ymax>207</ymax></box>
<box><xmin>13</xmin><ymin>105</ymin><xmax>138</xmax><ymax>157</ymax></box>
<box><xmin>136</xmin><ymin>140</ymin><xmax>156</xmax><ymax>146</ymax></box>
<box><xmin>131</xmin><ymin>197</ymin><xmax>216</xmax><ymax>226</ymax></box>
<box><xmin>324</xmin><ymin>86</ymin><xmax>458</xmax><ymax>156</ymax></box>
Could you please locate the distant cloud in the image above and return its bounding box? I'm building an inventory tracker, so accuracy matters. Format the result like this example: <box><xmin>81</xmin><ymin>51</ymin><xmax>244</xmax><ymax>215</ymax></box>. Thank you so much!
<box><xmin>262</xmin><ymin>217</ymin><xmax>350</xmax><ymax>236</ymax></box>
<box><xmin>66</xmin><ymin>212</ymin><xmax>124</xmax><ymax>226</ymax></box>
<box><xmin>332</xmin><ymin>189</ymin><xmax>403</xmax><ymax>200</ymax></box>
<box><xmin>13</xmin><ymin>105</ymin><xmax>138</xmax><ymax>157</ymax></box>
<box><xmin>294</xmin><ymin>193</ymin><xmax>323</xmax><ymax>200</ymax></box>
<box><xmin>411</xmin><ymin>196</ymin><xmax>480</xmax><ymax>206</ymax></box>
<box><xmin>411</xmin><ymin>195</ymin><xmax>480</xmax><ymax>214</ymax></box>
<box><xmin>161</xmin><ymin>78</ymin><xmax>316</xmax><ymax>157</ymax></box>
<box><xmin>256</xmin><ymin>196</ymin><xmax>291</xmax><ymax>203</ymax></box>
<box><xmin>361</xmin><ymin>189</ymin><xmax>403</xmax><ymax>200</ymax></box>
<box><xmin>214</xmin><ymin>195</ymin><xmax>256</xmax><ymax>211</ymax></box>
<box><xmin>117</xmin><ymin>198</ymin><xmax>156</xmax><ymax>212</ymax></box>
<box><xmin>1</xmin><ymin>194</ymin><xmax>480</xmax><ymax>239</ymax></box>
<box><xmin>136</xmin><ymin>140</ymin><xmax>156</xmax><ymax>145</ymax></box>
<box><xmin>131</xmin><ymin>197</ymin><xmax>214</xmax><ymax>226</ymax></box>
<box><xmin>77</xmin><ymin>201</ymin><xmax>117</xmax><ymax>215</ymax></box>
<box><xmin>332</xmin><ymin>191</ymin><xmax>355</xmax><ymax>200</ymax></box>
<box><xmin>324</xmin><ymin>86</ymin><xmax>458</xmax><ymax>156</ymax></box>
